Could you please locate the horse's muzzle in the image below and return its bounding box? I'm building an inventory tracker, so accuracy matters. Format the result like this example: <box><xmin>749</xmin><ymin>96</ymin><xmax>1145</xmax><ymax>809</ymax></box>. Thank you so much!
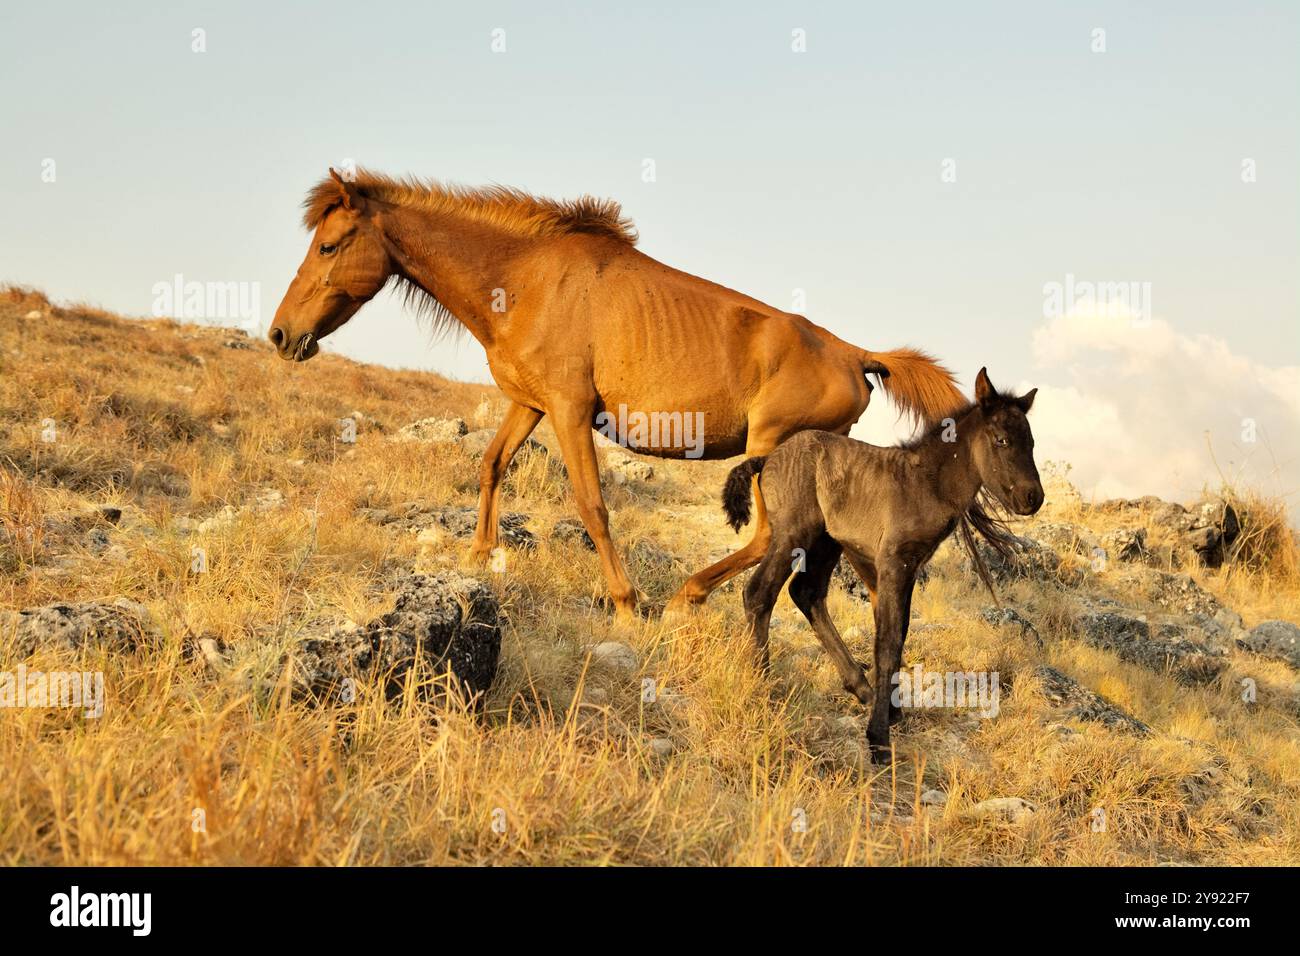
<box><xmin>268</xmin><ymin>326</ymin><xmax>319</xmax><ymax>362</ymax></box>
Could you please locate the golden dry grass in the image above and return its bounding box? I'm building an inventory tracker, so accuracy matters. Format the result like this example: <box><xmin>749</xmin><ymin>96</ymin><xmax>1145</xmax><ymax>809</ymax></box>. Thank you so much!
<box><xmin>1</xmin><ymin>286</ymin><xmax>1297</xmax><ymax>865</ymax></box>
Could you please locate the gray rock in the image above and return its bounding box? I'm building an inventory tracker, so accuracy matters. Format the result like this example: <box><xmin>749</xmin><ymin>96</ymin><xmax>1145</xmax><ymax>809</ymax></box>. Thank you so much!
<box><xmin>1033</xmin><ymin>522</ymin><xmax>1098</xmax><ymax>555</ymax></box>
<box><xmin>588</xmin><ymin>641</ymin><xmax>640</xmax><ymax>674</ymax></box>
<box><xmin>968</xmin><ymin>797</ymin><xmax>1035</xmax><ymax>824</ymax></box>
<box><xmin>2</xmin><ymin>598</ymin><xmax>155</xmax><ymax>658</ymax></box>
<box><xmin>1076</xmin><ymin>609</ymin><xmax>1226</xmax><ymax>685</ymax></box>
<box><xmin>1238</xmin><ymin>620</ymin><xmax>1300</xmax><ymax>669</ymax></box>
<box><xmin>551</xmin><ymin>518</ymin><xmax>595</xmax><ymax>551</ymax></box>
<box><xmin>1142</xmin><ymin>571</ymin><xmax>1223</xmax><ymax>618</ymax></box>
<box><xmin>963</xmin><ymin>534</ymin><xmax>1061</xmax><ymax>583</ymax></box>
<box><xmin>358</xmin><ymin>503</ymin><xmax>535</xmax><ymax>550</ymax></box>
<box><xmin>1033</xmin><ymin>665</ymin><xmax>1150</xmax><ymax>734</ymax></box>
<box><xmin>390</xmin><ymin>417</ymin><xmax>468</xmax><ymax>444</ymax></box>
<box><xmin>979</xmin><ymin>606</ymin><xmax>1042</xmax><ymax>645</ymax></box>
<box><xmin>287</xmin><ymin>571</ymin><xmax>500</xmax><ymax>706</ymax></box>
<box><xmin>603</xmin><ymin>453</ymin><xmax>655</xmax><ymax>484</ymax></box>
<box><xmin>1100</xmin><ymin>526</ymin><xmax>1147</xmax><ymax>562</ymax></box>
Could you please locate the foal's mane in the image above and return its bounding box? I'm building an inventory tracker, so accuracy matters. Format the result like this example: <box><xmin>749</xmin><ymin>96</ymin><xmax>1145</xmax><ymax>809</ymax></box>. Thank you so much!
<box><xmin>302</xmin><ymin>170</ymin><xmax>638</xmax><ymax>245</ymax></box>
<box><xmin>905</xmin><ymin>395</ymin><xmax>1025</xmax><ymax>604</ymax></box>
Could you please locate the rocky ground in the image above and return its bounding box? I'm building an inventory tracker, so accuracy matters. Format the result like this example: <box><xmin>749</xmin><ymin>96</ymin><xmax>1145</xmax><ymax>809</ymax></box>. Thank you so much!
<box><xmin>1</xmin><ymin>285</ymin><xmax>1298</xmax><ymax>865</ymax></box>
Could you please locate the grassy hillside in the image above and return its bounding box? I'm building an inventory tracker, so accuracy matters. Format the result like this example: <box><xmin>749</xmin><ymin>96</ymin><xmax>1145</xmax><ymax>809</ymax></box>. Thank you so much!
<box><xmin>1</xmin><ymin>286</ymin><xmax>1297</xmax><ymax>865</ymax></box>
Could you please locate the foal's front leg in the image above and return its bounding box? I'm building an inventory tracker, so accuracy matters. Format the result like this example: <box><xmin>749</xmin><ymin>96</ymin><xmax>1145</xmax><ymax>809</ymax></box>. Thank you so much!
<box><xmin>866</xmin><ymin>564</ymin><xmax>912</xmax><ymax>763</ymax></box>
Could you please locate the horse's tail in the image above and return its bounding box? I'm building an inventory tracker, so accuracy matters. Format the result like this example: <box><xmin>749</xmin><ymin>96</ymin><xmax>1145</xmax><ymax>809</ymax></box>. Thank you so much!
<box><xmin>859</xmin><ymin>347</ymin><xmax>965</xmax><ymax>427</ymax></box>
<box><xmin>722</xmin><ymin>456</ymin><xmax>767</xmax><ymax>532</ymax></box>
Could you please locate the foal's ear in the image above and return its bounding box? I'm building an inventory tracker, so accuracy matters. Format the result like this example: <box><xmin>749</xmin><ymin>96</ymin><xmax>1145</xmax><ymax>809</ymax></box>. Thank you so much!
<box><xmin>1016</xmin><ymin>388</ymin><xmax>1038</xmax><ymax>413</ymax></box>
<box><xmin>328</xmin><ymin>167</ymin><xmax>364</xmax><ymax>212</ymax></box>
<box><xmin>974</xmin><ymin>367</ymin><xmax>996</xmax><ymax>406</ymax></box>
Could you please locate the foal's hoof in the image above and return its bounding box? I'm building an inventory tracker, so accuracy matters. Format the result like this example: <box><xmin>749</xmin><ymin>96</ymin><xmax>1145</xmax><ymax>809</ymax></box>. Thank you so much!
<box><xmin>868</xmin><ymin>739</ymin><xmax>893</xmax><ymax>765</ymax></box>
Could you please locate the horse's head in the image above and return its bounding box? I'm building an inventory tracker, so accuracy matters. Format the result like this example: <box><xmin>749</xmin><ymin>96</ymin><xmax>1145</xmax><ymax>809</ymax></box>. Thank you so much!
<box><xmin>268</xmin><ymin>169</ymin><xmax>393</xmax><ymax>361</ymax></box>
<box><xmin>971</xmin><ymin>367</ymin><xmax>1043</xmax><ymax>516</ymax></box>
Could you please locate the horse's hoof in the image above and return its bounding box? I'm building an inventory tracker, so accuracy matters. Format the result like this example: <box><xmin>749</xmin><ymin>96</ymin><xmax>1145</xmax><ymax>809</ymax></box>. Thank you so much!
<box><xmin>662</xmin><ymin>594</ymin><xmax>701</xmax><ymax>624</ymax></box>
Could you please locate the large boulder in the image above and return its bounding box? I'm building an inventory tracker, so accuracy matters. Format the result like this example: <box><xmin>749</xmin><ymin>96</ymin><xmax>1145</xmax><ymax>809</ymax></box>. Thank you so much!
<box><xmin>1075</xmin><ymin>606</ymin><xmax>1226</xmax><ymax>685</ymax></box>
<box><xmin>1033</xmin><ymin>665</ymin><xmax>1149</xmax><ymax>734</ymax></box>
<box><xmin>287</xmin><ymin>571</ymin><xmax>501</xmax><ymax>707</ymax></box>
<box><xmin>2</xmin><ymin>598</ymin><xmax>154</xmax><ymax>658</ymax></box>
<box><xmin>1237</xmin><ymin>620</ymin><xmax>1300</xmax><ymax>669</ymax></box>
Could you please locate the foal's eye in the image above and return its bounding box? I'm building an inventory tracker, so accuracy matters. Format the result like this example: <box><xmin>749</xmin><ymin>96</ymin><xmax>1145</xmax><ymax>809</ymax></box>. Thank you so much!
<box><xmin>318</xmin><ymin>243</ymin><xmax>338</xmax><ymax>256</ymax></box>
<box><xmin>995</xmin><ymin>436</ymin><xmax>1009</xmax><ymax>447</ymax></box>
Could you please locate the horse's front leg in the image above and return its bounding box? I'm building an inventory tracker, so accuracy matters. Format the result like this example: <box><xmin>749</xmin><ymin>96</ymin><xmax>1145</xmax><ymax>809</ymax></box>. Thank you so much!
<box><xmin>550</xmin><ymin>402</ymin><xmax>638</xmax><ymax>619</ymax></box>
<box><xmin>469</xmin><ymin>402</ymin><xmax>544</xmax><ymax>564</ymax></box>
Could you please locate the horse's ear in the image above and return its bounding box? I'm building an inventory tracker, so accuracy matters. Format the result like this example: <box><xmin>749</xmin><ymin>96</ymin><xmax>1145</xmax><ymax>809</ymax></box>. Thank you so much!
<box><xmin>1017</xmin><ymin>388</ymin><xmax>1038</xmax><ymax>413</ymax></box>
<box><xmin>975</xmin><ymin>367</ymin><xmax>995</xmax><ymax>406</ymax></box>
<box><xmin>328</xmin><ymin>167</ymin><xmax>363</xmax><ymax>212</ymax></box>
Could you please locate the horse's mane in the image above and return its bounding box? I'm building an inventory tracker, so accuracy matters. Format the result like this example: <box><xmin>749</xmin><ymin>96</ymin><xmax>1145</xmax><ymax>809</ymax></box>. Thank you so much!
<box><xmin>301</xmin><ymin>169</ymin><xmax>638</xmax><ymax>245</ymax></box>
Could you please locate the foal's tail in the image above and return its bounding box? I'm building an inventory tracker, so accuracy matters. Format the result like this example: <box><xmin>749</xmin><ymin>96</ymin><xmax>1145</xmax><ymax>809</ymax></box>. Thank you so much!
<box><xmin>859</xmin><ymin>347</ymin><xmax>965</xmax><ymax>427</ymax></box>
<box><xmin>722</xmin><ymin>456</ymin><xmax>767</xmax><ymax>532</ymax></box>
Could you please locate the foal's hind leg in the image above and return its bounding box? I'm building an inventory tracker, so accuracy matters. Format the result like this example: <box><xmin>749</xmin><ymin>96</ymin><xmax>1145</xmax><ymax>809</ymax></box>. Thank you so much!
<box><xmin>788</xmin><ymin>535</ymin><xmax>872</xmax><ymax>705</ymax></box>
<box><xmin>742</xmin><ymin>545</ymin><xmax>794</xmax><ymax>673</ymax></box>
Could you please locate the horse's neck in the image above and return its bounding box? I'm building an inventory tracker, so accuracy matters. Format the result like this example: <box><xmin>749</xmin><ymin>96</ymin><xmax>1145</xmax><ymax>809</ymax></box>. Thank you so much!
<box><xmin>924</xmin><ymin>407</ymin><xmax>985</xmax><ymax>515</ymax></box>
<box><xmin>376</xmin><ymin>205</ymin><xmax>520</xmax><ymax>347</ymax></box>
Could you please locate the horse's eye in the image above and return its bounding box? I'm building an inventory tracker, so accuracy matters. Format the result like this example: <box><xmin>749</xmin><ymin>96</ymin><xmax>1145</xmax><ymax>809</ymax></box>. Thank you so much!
<box><xmin>995</xmin><ymin>436</ymin><xmax>1009</xmax><ymax>447</ymax></box>
<box><xmin>318</xmin><ymin>243</ymin><xmax>338</xmax><ymax>256</ymax></box>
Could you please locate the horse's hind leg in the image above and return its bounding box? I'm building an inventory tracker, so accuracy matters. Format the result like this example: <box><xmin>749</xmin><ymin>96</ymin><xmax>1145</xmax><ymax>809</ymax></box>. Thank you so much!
<box><xmin>470</xmin><ymin>402</ymin><xmax>544</xmax><ymax>563</ymax></box>
<box><xmin>667</xmin><ymin>427</ymin><xmax>785</xmax><ymax>613</ymax></box>
<box><xmin>788</xmin><ymin>535</ymin><xmax>872</xmax><ymax>706</ymax></box>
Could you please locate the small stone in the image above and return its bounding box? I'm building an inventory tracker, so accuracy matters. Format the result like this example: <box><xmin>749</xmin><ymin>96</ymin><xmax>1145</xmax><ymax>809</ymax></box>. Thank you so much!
<box><xmin>969</xmin><ymin>797</ymin><xmax>1035</xmax><ymax>824</ymax></box>
<box><xmin>390</xmin><ymin>417</ymin><xmax>468</xmax><ymax>444</ymax></box>
<box><xmin>920</xmin><ymin>789</ymin><xmax>947</xmax><ymax>807</ymax></box>
<box><xmin>648</xmin><ymin>737</ymin><xmax>675</xmax><ymax>756</ymax></box>
<box><xmin>588</xmin><ymin>641</ymin><xmax>640</xmax><ymax>673</ymax></box>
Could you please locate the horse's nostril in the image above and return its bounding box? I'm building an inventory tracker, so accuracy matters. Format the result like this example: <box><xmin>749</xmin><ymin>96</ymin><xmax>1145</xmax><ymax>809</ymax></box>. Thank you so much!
<box><xmin>268</xmin><ymin>326</ymin><xmax>286</xmax><ymax>349</ymax></box>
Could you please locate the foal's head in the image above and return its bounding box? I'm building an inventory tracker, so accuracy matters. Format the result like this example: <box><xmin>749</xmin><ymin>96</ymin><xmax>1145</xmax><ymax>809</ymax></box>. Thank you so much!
<box><xmin>969</xmin><ymin>367</ymin><xmax>1044</xmax><ymax>516</ymax></box>
<box><xmin>268</xmin><ymin>170</ymin><xmax>393</xmax><ymax>361</ymax></box>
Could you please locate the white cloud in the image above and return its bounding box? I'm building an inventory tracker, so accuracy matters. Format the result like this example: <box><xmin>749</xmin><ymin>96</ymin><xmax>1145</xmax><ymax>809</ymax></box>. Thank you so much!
<box><xmin>1027</xmin><ymin>311</ymin><xmax>1300</xmax><ymax>512</ymax></box>
<box><xmin>851</xmin><ymin>309</ymin><xmax>1300</xmax><ymax>519</ymax></box>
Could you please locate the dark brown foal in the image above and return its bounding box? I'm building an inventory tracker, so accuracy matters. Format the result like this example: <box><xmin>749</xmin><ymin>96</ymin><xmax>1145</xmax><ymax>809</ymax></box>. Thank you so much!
<box><xmin>722</xmin><ymin>368</ymin><xmax>1044</xmax><ymax>762</ymax></box>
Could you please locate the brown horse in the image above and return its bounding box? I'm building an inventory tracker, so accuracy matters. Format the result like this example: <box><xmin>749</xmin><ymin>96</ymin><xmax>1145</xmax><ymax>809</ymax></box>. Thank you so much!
<box><xmin>721</xmin><ymin>368</ymin><xmax>1043</xmax><ymax>761</ymax></box>
<box><xmin>268</xmin><ymin>169</ymin><xmax>966</xmax><ymax>618</ymax></box>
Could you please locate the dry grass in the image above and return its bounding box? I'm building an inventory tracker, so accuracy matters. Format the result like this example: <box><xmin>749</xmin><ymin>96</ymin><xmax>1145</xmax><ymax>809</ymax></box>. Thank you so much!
<box><xmin>1</xmin><ymin>286</ymin><xmax>1297</xmax><ymax>865</ymax></box>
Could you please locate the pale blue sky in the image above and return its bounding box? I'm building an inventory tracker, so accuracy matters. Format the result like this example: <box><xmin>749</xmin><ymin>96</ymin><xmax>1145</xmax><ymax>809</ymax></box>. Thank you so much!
<box><xmin>2</xmin><ymin>1</ymin><xmax>1297</xmax><ymax>503</ymax></box>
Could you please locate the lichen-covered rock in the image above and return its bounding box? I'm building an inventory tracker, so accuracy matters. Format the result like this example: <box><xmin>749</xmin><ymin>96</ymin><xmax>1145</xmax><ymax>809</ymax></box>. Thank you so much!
<box><xmin>1141</xmin><ymin>571</ymin><xmax>1223</xmax><ymax>618</ymax></box>
<box><xmin>1033</xmin><ymin>665</ymin><xmax>1150</xmax><ymax>734</ymax></box>
<box><xmin>552</xmin><ymin>518</ymin><xmax>596</xmax><ymax>551</ymax></box>
<box><xmin>390</xmin><ymin>417</ymin><xmax>468</xmax><ymax>444</ymax></box>
<box><xmin>1100</xmin><ymin>526</ymin><xmax>1147</xmax><ymax>563</ymax></box>
<box><xmin>979</xmin><ymin>606</ymin><xmax>1042</xmax><ymax>645</ymax></box>
<box><xmin>358</xmin><ymin>503</ymin><xmax>535</xmax><ymax>550</ymax></box>
<box><xmin>1076</xmin><ymin>607</ymin><xmax>1226</xmax><ymax>685</ymax></box>
<box><xmin>287</xmin><ymin>571</ymin><xmax>500</xmax><ymax>706</ymax></box>
<box><xmin>962</xmin><ymin>534</ymin><xmax>1061</xmax><ymax>584</ymax></box>
<box><xmin>1238</xmin><ymin>620</ymin><xmax>1300</xmax><ymax>669</ymax></box>
<box><xmin>2</xmin><ymin>598</ymin><xmax>155</xmax><ymax>658</ymax></box>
